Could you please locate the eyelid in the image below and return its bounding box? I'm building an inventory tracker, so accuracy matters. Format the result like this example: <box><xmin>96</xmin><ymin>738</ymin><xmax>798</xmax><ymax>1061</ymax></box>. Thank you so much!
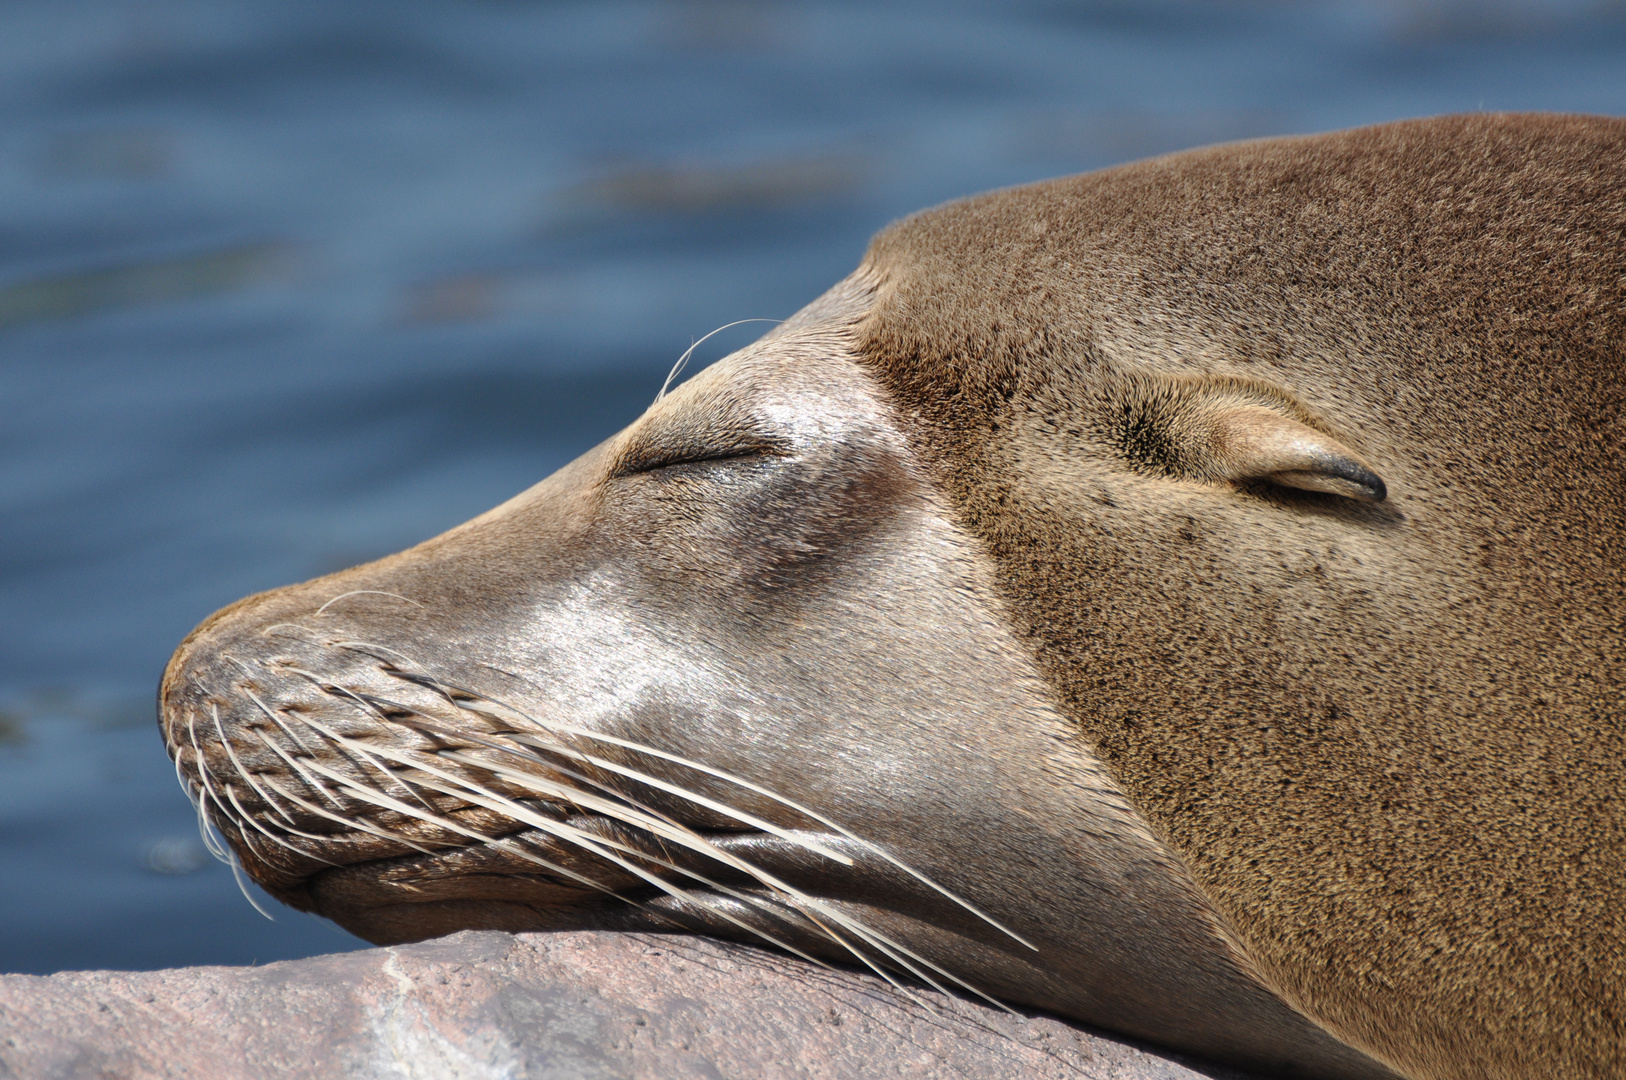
<box><xmin>612</xmin><ymin>438</ymin><xmax>788</xmax><ymax>477</ymax></box>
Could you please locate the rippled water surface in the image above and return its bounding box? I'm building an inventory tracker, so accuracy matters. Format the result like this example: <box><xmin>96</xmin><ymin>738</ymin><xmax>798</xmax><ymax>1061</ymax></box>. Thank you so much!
<box><xmin>2</xmin><ymin>0</ymin><xmax>1623</xmax><ymax>974</ymax></box>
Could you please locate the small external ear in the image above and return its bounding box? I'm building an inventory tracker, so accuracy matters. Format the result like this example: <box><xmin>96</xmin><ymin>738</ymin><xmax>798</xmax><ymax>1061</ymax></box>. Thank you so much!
<box><xmin>1106</xmin><ymin>375</ymin><xmax>1388</xmax><ymax>503</ymax></box>
<box><xmin>1206</xmin><ymin>405</ymin><xmax>1387</xmax><ymax>502</ymax></box>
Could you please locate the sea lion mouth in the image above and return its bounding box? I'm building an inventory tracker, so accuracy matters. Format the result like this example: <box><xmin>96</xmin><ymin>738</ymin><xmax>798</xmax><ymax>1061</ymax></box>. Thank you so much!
<box><xmin>298</xmin><ymin>815</ymin><xmax>873</xmax><ymax>950</ymax></box>
<box><xmin>160</xmin><ymin>622</ymin><xmax>1030</xmax><ymax>996</ymax></box>
<box><xmin>162</xmin><ymin>629</ymin><xmax>829</xmax><ymax>897</ymax></box>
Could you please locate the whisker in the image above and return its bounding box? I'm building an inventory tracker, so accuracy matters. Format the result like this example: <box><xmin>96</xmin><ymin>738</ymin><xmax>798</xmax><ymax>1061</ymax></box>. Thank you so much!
<box><xmin>287</xmin><ymin>707</ymin><xmax>864</xmax><ymax>971</ymax></box>
<box><xmin>357</xmin><ymin>714</ymin><xmax>891</xmax><ymax>973</ymax></box>
<box><xmin>400</xmin><ymin>673</ymin><xmax>1035</xmax><ymax>952</ymax></box>
<box><xmin>192</xmin><ymin>784</ymin><xmax>230</xmax><ymax>864</ymax></box>
<box><xmin>411</xmin><ymin>690</ymin><xmax>1021</xmax><ymax>1005</ymax></box>
<box><xmin>196</xmin><ymin>648</ymin><xmax>1013</xmax><ymax>1007</ymax></box>
<box><xmin>314</xmin><ymin>591</ymin><xmax>426</xmax><ymax>616</ymax></box>
<box><xmin>223</xmin><ymin>656</ymin><xmax>329</xmax><ymax>754</ymax></box>
<box><xmin>289</xmin><ymin>708</ymin><xmax>850</xmax><ymax>965</ymax></box>
<box><xmin>655</xmin><ymin>318</ymin><xmax>782</xmax><ymax>402</ymax></box>
<box><xmin>213</xmin><ymin>784</ymin><xmax>283</xmax><ymax>880</ymax></box>
<box><xmin>209</xmin><ymin>703</ymin><xmax>303</xmax><ymax>830</ymax></box>
<box><xmin>257</xmin><ymin>664</ymin><xmax>446</xmax><ymax>817</ymax></box>
<box><xmin>298</xmin><ymin>686</ymin><xmax>444</xmax><ymax>815</ymax></box>
<box><xmin>228</xmin><ymin>678</ymin><xmax>350</xmax><ymax>811</ymax></box>
<box><xmin>220</xmin><ymin>780</ymin><xmax>330</xmax><ymax>868</ymax></box>
<box><xmin>245</xmin><ymin>732</ymin><xmax>380</xmax><ymax>849</ymax></box>
<box><xmin>451</xmin><ymin>736</ymin><xmax>851</xmax><ymax>865</ymax></box>
<box><xmin>185</xmin><ymin>709</ymin><xmax>237</xmax><ymax>864</ymax></box>
<box><xmin>229</xmin><ymin>849</ymin><xmax>278</xmax><ymax>921</ymax></box>
<box><xmin>389</xmin><ymin>745</ymin><xmax>972</xmax><ymax>995</ymax></box>
<box><xmin>333</xmin><ymin>696</ymin><xmax>853</xmax><ymax>868</ymax></box>
<box><xmin>402</xmin><ymin>765</ymin><xmax>840</xmax><ymax>969</ymax></box>
<box><xmin>382</xmin><ymin>675</ymin><xmax>856</xmax><ymax>867</ymax></box>
<box><xmin>242</xmin><ymin>706</ymin><xmax>350</xmax><ymax>811</ymax></box>
<box><xmin>255</xmin><ymin>771</ymin><xmax>437</xmax><ymax>858</ymax></box>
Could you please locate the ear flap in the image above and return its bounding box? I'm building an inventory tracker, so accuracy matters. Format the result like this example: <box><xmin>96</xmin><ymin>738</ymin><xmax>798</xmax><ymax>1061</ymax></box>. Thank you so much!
<box><xmin>1108</xmin><ymin>376</ymin><xmax>1388</xmax><ymax>503</ymax></box>
<box><xmin>1205</xmin><ymin>405</ymin><xmax>1387</xmax><ymax>502</ymax></box>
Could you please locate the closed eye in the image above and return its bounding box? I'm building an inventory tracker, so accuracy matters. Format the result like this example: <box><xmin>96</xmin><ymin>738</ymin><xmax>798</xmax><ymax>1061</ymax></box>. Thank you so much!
<box><xmin>611</xmin><ymin>436</ymin><xmax>789</xmax><ymax>478</ymax></box>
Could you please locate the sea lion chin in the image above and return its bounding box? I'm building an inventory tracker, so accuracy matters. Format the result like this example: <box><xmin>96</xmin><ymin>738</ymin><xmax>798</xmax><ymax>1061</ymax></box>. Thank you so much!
<box><xmin>160</xmin><ymin>113</ymin><xmax>1624</xmax><ymax>1080</ymax></box>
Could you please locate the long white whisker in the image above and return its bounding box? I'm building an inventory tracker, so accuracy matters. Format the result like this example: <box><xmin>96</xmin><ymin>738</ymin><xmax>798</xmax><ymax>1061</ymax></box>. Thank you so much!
<box><xmin>185</xmin><ymin>710</ymin><xmax>235</xmax><ymax>863</ymax></box>
<box><xmin>228</xmin><ymin>678</ymin><xmax>350</xmax><ymax>811</ymax></box>
<box><xmin>780</xmin><ymin>903</ymin><xmax>932</xmax><ymax>1008</ymax></box>
<box><xmin>298</xmin><ymin>740</ymin><xmax>794</xmax><ymax>950</ymax></box>
<box><xmin>433</xmin><ymin>749</ymin><xmax>781</xmax><ymax>865</ymax></box>
<box><xmin>402</xmin><ymin>766</ymin><xmax>839</xmax><ymax>969</ymax></box>
<box><xmin>228</xmin><ymin>655</ymin><xmax>1015</xmax><ymax>1004</ymax></box>
<box><xmin>229</xmin><ymin>850</ymin><xmax>278</xmax><ymax>921</ymax></box>
<box><xmin>220</xmin><ymin>780</ymin><xmax>330</xmax><ymax>867</ymax></box>
<box><xmin>413</xmin><ymin>749</ymin><xmax>986</xmax><ymax>1000</ymax></box>
<box><xmin>379</xmin><ymin>675</ymin><xmax>1029</xmax><ymax>993</ymax></box>
<box><xmin>349</xmin><ymin>714</ymin><xmax>888</xmax><ymax>975</ymax></box>
<box><xmin>456</xmin><ymin>739</ymin><xmax>851</xmax><ymax>866</ymax></box>
<box><xmin>171</xmin><ymin>733</ymin><xmax>196</xmax><ymax>810</ymax></box>
<box><xmin>800</xmin><ymin>895</ymin><xmax>1008</xmax><ymax>1010</ymax></box>
<box><xmin>284</xmin><ymin>708</ymin><xmax>865</xmax><ymax>973</ymax></box>
<box><xmin>209</xmin><ymin>703</ymin><xmax>303</xmax><ymax>830</ymax></box>
<box><xmin>314</xmin><ymin>591</ymin><xmax>426</xmax><ymax>616</ymax></box>
<box><xmin>230</xmin><ymin>735</ymin><xmax>367</xmax><ymax>858</ymax></box>
<box><xmin>212</xmin><ymin>785</ymin><xmax>282</xmax><ymax>879</ymax></box>
<box><xmin>242</xmin><ymin>706</ymin><xmax>350</xmax><ymax>811</ymax></box>
<box><xmin>438</xmin><ymin>688</ymin><xmax>1034</xmax><ymax>952</ymax></box>
<box><xmin>290</xmin><ymin>709</ymin><xmax>848</xmax><ymax>965</ymax></box>
<box><xmin>253</xmin><ymin>663</ymin><xmax>444</xmax><ymax>817</ymax></box>
<box><xmin>656</xmin><ymin>318</ymin><xmax>781</xmax><ymax>402</ymax></box>
<box><xmin>255</xmin><ymin>771</ymin><xmax>437</xmax><ymax>858</ymax></box>
<box><xmin>223</xmin><ymin>655</ymin><xmax>330</xmax><ymax>753</ymax></box>
<box><xmin>192</xmin><ymin>785</ymin><xmax>230</xmax><ymax>863</ymax></box>
<box><xmin>338</xmin><ymin>698</ymin><xmax>855</xmax><ymax>869</ymax></box>
<box><xmin>292</xmin><ymin>681</ymin><xmax>445</xmax><ymax>815</ymax></box>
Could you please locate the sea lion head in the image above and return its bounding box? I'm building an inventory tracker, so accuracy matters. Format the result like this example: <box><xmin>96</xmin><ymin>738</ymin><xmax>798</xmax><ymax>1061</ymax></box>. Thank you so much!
<box><xmin>160</xmin><ymin>283</ymin><xmax>1394</xmax><ymax>1077</ymax></box>
<box><xmin>161</xmin><ymin>113</ymin><xmax>1625</xmax><ymax>1080</ymax></box>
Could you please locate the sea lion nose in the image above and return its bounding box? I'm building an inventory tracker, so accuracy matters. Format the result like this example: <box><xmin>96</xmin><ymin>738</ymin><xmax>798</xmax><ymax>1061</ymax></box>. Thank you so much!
<box><xmin>156</xmin><ymin>578</ymin><xmax>403</xmax><ymax>889</ymax></box>
<box><xmin>159</xmin><ymin>578</ymin><xmax>312</xmax><ymax>756</ymax></box>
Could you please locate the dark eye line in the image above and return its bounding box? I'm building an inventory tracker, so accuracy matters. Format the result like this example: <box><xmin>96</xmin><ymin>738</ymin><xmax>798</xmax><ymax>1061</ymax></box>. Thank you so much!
<box><xmin>613</xmin><ymin>442</ymin><xmax>788</xmax><ymax>478</ymax></box>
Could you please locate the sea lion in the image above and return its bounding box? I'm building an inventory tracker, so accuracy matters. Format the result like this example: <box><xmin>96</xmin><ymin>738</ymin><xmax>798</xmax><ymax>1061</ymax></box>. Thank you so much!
<box><xmin>160</xmin><ymin>113</ymin><xmax>1625</xmax><ymax>1080</ymax></box>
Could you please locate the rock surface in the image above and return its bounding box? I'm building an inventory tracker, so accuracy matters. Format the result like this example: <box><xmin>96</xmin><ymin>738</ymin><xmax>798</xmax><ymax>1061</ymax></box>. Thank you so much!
<box><xmin>0</xmin><ymin>931</ymin><xmax>1260</xmax><ymax>1080</ymax></box>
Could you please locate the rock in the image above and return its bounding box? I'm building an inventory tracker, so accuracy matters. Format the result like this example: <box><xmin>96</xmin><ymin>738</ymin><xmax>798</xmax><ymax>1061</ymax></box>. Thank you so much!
<box><xmin>0</xmin><ymin>931</ymin><xmax>1257</xmax><ymax>1079</ymax></box>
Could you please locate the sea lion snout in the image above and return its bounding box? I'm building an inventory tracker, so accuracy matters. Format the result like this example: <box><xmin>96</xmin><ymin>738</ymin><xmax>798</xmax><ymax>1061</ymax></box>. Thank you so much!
<box><xmin>159</xmin><ymin>584</ymin><xmax>554</xmax><ymax>903</ymax></box>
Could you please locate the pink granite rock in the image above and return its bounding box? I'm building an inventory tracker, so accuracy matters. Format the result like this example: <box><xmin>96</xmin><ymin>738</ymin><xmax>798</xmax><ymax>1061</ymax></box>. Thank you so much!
<box><xmin>0</xmin><ymin>931</ymin><xmax>1257</xmax><ymax>1079</ymax></box>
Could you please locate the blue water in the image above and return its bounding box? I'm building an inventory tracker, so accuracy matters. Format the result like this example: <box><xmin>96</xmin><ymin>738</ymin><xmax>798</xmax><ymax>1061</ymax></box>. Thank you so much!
<box><xmin>1</xmin><ymin>0</ymin><xmax>1622</xmax><ymax>975</ymax></box>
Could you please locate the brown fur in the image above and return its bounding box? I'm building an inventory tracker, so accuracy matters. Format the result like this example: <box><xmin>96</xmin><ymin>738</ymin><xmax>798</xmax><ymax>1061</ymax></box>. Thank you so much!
<box><xmin>854</xmin><ymin>113</ymin><xmax>1626</xmax><ymax>1079</ymax></box>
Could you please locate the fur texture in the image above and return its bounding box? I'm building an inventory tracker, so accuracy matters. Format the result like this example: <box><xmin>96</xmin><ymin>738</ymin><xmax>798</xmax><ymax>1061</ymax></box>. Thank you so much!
<box><xmin>854</xmin><ymin>113</ymin><xmax>1626</xmax><ymax>1080</ymax></box>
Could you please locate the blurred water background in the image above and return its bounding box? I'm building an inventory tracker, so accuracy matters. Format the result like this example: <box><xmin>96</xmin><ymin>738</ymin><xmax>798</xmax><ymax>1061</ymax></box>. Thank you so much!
<box><xmin>1</xmin><ymin>0</ymin><xmax>1623</xmax><ymax>975</ymax></box>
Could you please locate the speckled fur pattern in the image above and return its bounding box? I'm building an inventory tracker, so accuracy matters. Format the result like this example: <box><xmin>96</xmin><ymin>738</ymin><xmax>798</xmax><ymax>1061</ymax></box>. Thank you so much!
<box><xmin>854</xmin><ymin>113</ymin><xmax>1625</xmax><ymax>1080</ymax></box>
